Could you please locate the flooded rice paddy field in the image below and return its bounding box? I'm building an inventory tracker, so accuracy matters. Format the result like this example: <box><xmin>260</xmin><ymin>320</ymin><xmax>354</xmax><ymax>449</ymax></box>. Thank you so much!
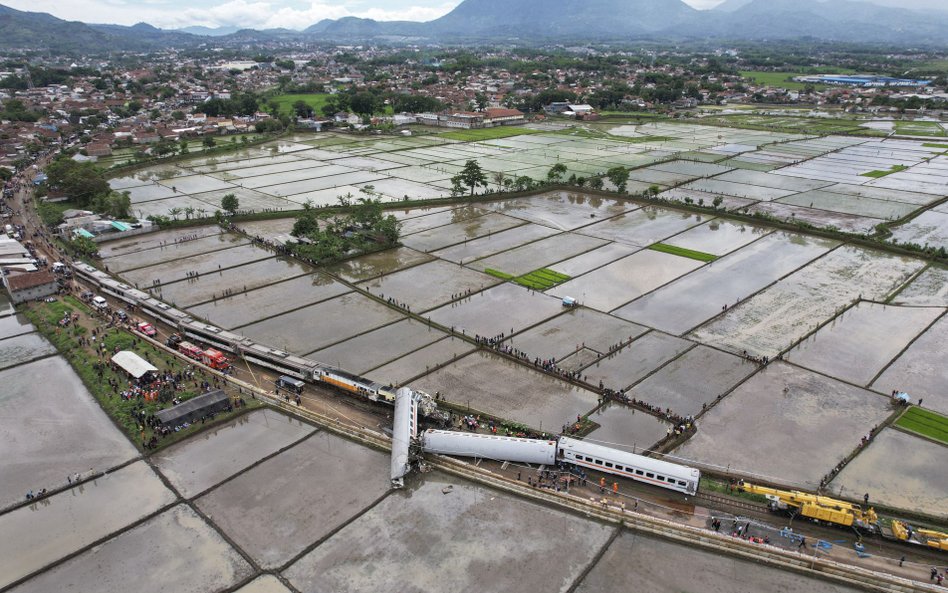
<box><xmin>0</xmin><ymin>461</ymin><xmax>176</xmax><ymax>589</ymax></box>
<box><xmin>308</xmin><ymin>318</ymin><xmax>448</xmax><ymax>375</ymax></box>
<box><xmin>581</xmin><ymin>332</ymin><xmax>694</xmax><ymax>392</ymax></box>
<box><xmin>612</xmin><ymin>232</ymin><xmax>837</xmax><ymax>335</ymax></box>
<box><xmin>368</xmin><ymin>335</ymin><xmax>475</xmax><ymax>385</ymax></box>
<box><xmin>588</xmin><ymin>402</ymin><xmax>671</xmax><ymax>451</ymax></box>
<box><xmin>104</xmin><ymin>232</ymin><xmax>248</xmax><ymax>273</ymax></box>
<box><xmin>467</xmin><ymin>231</ymin><xmax>608</xmax><ymax>277</ymax></box>
<box><xmin>892</xmin><ymin>265</ymin><xmax>948</xmax><ymax>306</ymax></box>
<box><xmin>189</xmin><ymin>272</ymin><xmax>349</xmax><ymax>329</ymax></box>
<box><xmin>574</xmin><ymin>531</ymin><xmax>864</xmax><ymax>593</ymax></box>
<box><xmin>151</xmin><ymin>409</ymin><xmax>314</xmax><ymax>498</ymax></box>
<box><xmin>154</xmin><ymin>255</ymin><xmax>312</xmax><ymax>307</ymax></box>
<box><xmin>0</xmin><ymin>312</ymin><xmax>34</xmax><ymax>338</ymax></box>
<box><xmin>579</xmin><ymin>207</ymin><xmax>707</xmax><ymax>247</ymax></box>
<box><xmin>283</xmin><ymin>473</ymin><xmax>614</xmax><ymax>593</ymax></box>
<box><xmin>119</xmin><ymin>241</ymin><xmax>274</xmax><ymax>287</ymax></box>
<box><xmin>359</xmin><ymin>259</ymin><xmax>500</xmax><ymax>312</ymax></box>
<box><xmin>662</xmin><ymin>218</ymin><xmax>771</xmax><ymax>256</ymax></box>
<box><xmin>689</xmin><ymin>245</ymin><xmax>924</xmax><ymax>358</ymax></box>
<box><xmin>509</xmin><ymin>308</ymin><xmax>649</xmax><ymax>363</ymax></box>
<box><xmin>549</xmin><ymin>248</ymin><xmax>705</xmax><ymax>312</ymax></box>
<box><xmin>111</xmin><ymin>128</ymin><xmax>943</xmax><ymax>252</ymax></box>
<box><xmin>784</xmin><ymin>302</ymin><xmax>942</xmax><ymax>387</ymax></box>
<box><xmin>628</xmin><ymin>345</ymin><xmax>755</xmax><ymax>418</ymax></box>
<box><xmin>889</xmin><ymin>210</ymin><xmax>948</xmax><ymax>250</ymax></box>
<box><xmin>675</xmin><ymin>363</ymin><xmax>892</xmax><ymax>487</ymax></box>
<box><xmin>10</xmin><ymin>505</ymin><xmax>253</xmax><ymax>593</ymax></box>
<box><xmin>399</xmin><ymin>212</ymin><xmax>527</xmax><ymax>253</ymax></box>
<box><xmin>871</xmin><ymin>314</ymin><xmax>948</xmax><ymax>415</ymax></box>
<box><xmin>829</xmin><ymin>429</ymin><xmax>948</xmax><ymax>518</ymax></box>
<box><xmin>431</xmin><ymin>222</ymin><xmax>560</xmax><ymax>263</ymax></box>
<box><xmin>96</xmin><ymin>127</ymin><xmax>947</xmax><ymax>521</ymax></box>
<box><xmin>238</xmin><ymin>292</ymin><xmax>407</xmax><ymax>355</ymax></box>
<box><xmin>0</xmin><ymin>331</ymin><xmax>57</xmax><ymax>369</ymax></box>
<box><xmin>0</xmin><ymin>356</ymin><xmax>139</xmax><ymax>509</ymax></box>
<box><xmin>195</xmin><ymin>430</ymin><xmax>391</xmax><ymax>569</ymax></box>
<box><xmin>413</xmin><ymin>350</ymin><xmax>600</xmax><ymax>431</ymax></box>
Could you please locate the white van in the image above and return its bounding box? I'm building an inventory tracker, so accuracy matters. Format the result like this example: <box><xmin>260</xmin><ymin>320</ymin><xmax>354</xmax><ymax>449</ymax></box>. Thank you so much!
<box><xmin>92</xmin><ymin>296</ymin><xmax>108</xmax><ymax>310</ymax></box>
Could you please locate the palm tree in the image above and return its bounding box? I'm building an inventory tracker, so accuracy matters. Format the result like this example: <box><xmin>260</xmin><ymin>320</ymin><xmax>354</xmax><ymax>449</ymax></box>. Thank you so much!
<box><xmin>196</xmin><ymin>207</ymin><xmax>207</xmax><ymax>219</ymax></box>
<box><xmin>184</xmin><ymin>206</ymin><xmax>195</xmax><ymax>220</ymax></box>
<box><xmin>168</xmin><ymin>207</ymin><xmax>182</xmax><ymax>221</ymax></box>
<box><xmin>492</xmin><ymin>171</ymin><xmax>506</xmax><ymax>191</ymax></box>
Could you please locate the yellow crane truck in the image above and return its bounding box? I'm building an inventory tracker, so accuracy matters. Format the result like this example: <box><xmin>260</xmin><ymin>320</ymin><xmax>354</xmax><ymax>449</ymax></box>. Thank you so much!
<box><xmin>739</xmin><ymin>481</ymin><xmax>947</xmax><ymax>551</ymax></box>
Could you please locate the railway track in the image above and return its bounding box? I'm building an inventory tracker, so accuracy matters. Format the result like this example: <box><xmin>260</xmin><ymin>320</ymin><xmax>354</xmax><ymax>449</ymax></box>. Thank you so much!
<box><xmin>696</xmin><ymin>491</ymin><xmax>770</xmax><ymax>513</ymax></box>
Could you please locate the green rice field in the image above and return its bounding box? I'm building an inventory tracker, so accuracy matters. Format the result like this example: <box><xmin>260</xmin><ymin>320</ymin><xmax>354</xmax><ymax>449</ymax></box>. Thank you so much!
<box><xmin>649</xmin><ymin>243</ymin><xmax>717</xmax><ymax>262</ymax></box>
<box><xmin>894</xmin><ymin>407</ymin><xmax>948</xmax><ymax>445</ymax></box>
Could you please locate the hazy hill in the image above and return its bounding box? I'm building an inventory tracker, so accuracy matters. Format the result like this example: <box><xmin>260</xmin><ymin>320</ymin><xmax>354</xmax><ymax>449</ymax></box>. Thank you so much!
<box><xmin>1</xmin><ymin>0</ymin><xmax>947</xmax><ymax>50</ymax></box>
<box><xmin>424</xmin><ymin>0</ymin><xmax>698</xmax><ymax>38</ymax></box>
<box><xmin>704</xmin><ymin>0</ymin><xmax>948</xmax><ymax>43</ymax></box>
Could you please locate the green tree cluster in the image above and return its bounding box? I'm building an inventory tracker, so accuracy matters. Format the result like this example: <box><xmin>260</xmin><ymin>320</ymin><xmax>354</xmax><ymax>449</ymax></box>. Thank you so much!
<box><xmin>45</xmin><ymin>157</ymin><xmax>110</xmax><ymax>207</ymax></box>
<box><xmin>289</xmin><ymin>194</ymin><xmax>400</xmax><ymax>264</ymax></box>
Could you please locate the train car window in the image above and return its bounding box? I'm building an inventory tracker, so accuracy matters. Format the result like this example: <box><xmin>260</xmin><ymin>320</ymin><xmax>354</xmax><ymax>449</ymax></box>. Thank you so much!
<box><xmin>594</xmin><ymin>459</ymin><xmax>603</xmax><ymax>465</ymax></box>
<box><xmin>635</xmin><ymin>469</ymin><xmax>643</xmax><ymax>476</ymax></box>
<box><xmin>678</xmin><ymin>481</ymin><xmax>686</xmax><ymax>486</ymax></box>
<box><xmin>604</xmin><ymin>462</ymin><xmax>613</xmax><ymax>468</ymax></box>
<box><xmin>615</xmin><ymin>465</ymin><xmax>624</xmax><ymax>471</ymax></box>
<box><xmin>646</xmin><ymin>472</ymin><xmax>654</xmax><ymax>478</ymax></box>
<box><xmin>657</xmin><ymin>475</ymin><xmax>665</xmax><ymax>481</ymax></box>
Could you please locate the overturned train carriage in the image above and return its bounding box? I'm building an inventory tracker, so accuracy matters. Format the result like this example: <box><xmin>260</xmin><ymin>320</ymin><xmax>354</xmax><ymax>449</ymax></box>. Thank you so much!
<box><xmin>421</xmin><ymin>429</ymin><xmax>558</xmax><ymax>465</ymax></box>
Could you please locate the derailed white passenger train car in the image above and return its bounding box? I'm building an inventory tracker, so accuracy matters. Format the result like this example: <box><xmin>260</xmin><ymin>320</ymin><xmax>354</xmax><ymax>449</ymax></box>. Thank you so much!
<box><xmin>390</xmin><ymin>387</ymin><xmax>419</xmax><ymax>488</ymax></box>
<box><xmin>557</xmin><ymin>436</ymin><xmax>700</xmax><ymax>495</ymax></box>
<box><xmin>421</xmin><ymin>429</ymin><xmax>557</xmax><ymax>465</ymax></box>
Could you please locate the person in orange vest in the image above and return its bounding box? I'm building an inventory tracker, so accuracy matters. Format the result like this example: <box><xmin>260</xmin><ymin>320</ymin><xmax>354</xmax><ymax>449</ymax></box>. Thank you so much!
<box><xmin>613</xmin><ymin>482</ymin><xmax>619</xmax><ymax>494</ymax></box>
<box><xmin>599</xmin><ymin>477</ymin><xmax>606</xmax><ymax>493</ymax></box>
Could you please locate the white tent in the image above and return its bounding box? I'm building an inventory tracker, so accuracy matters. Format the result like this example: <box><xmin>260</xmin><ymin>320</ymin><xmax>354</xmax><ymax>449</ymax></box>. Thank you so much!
<box><xmin>111</xmin><ymin>350</ymin><xmax>158</xmax><ymax>379</ymax></box>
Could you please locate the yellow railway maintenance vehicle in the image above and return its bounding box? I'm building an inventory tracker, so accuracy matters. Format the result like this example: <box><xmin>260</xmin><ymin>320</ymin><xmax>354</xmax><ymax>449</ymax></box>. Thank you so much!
<box><xmin>884</xmin><ymin>519</ymin><xmax>948</xmax><ymax>551</ymax></box>
<box><xmin>738</xmin><ymin>481</ymin><xmax>879</xmax><ymax>532</ymax></box>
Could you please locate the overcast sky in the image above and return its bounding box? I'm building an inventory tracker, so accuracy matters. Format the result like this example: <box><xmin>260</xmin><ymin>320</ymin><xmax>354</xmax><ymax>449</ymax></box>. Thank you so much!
<box><xmin>1</xmin><ymin>0</ymin><xmax>944</xmax><ymax>30</ymax></box>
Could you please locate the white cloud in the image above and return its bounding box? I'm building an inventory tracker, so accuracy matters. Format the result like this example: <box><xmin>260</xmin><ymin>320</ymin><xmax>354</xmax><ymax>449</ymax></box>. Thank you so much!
<box><xmin>681</xmin><ymin>0</ymin><xmax>726</xmax><ymax>8</ymax></box>
<box><xmin>1</xmin><ymin>0</ymin><xmax>461</xmax><ymax>29</ymax></box>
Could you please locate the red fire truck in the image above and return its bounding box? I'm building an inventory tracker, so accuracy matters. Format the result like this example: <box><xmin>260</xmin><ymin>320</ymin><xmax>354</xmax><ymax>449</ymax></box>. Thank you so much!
<box><xmin>177</xmin><ymin>340</ymin><xmax>204</xmax><ymax>361</ymax></box>
<box><xmin>201</xmin><ymin>348</ymin><xmax>231</xmax><ymax>371</ymax></box>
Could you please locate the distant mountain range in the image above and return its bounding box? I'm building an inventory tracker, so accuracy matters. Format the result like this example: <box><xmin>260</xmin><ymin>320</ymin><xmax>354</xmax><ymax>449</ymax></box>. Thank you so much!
<box><xmin>1</xmin><ymin>0</ymin><xmax>947</xmax><ymax>52</ymax></box>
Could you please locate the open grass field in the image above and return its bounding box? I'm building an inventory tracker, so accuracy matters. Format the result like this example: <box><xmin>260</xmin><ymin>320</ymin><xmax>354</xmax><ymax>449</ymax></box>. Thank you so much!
<box><xmin>269</xmin><ymin>93</ymin><xmax>332</xmax><ymax>117</ymax></box>
<box><xmin>740</xmin><ymin>68</ymin><xmax>858</xmax><ymax>90</ymax></box>
<box><xmin>439</xmin><ymin>127</ymin><xmax>542</xmax><ymax>142</ymax></box>
<box><xmin>895</xmin><ymin>406</ymin><xmax>948</xmax><ymax>445</ymax></box>
<box><xmin>649</xmin><ymin>243</ymin><xmax>717</xmax><ymax>262</ymax></box>
<box><xmin>923</xmin><ymin>142</ymin><xmax>948</xmax><ymax>150</ymax></box>
<box><xmin>739</xmin><ymin>71</ymin><xmax>818</xmax><ymax>91</ymax></box>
